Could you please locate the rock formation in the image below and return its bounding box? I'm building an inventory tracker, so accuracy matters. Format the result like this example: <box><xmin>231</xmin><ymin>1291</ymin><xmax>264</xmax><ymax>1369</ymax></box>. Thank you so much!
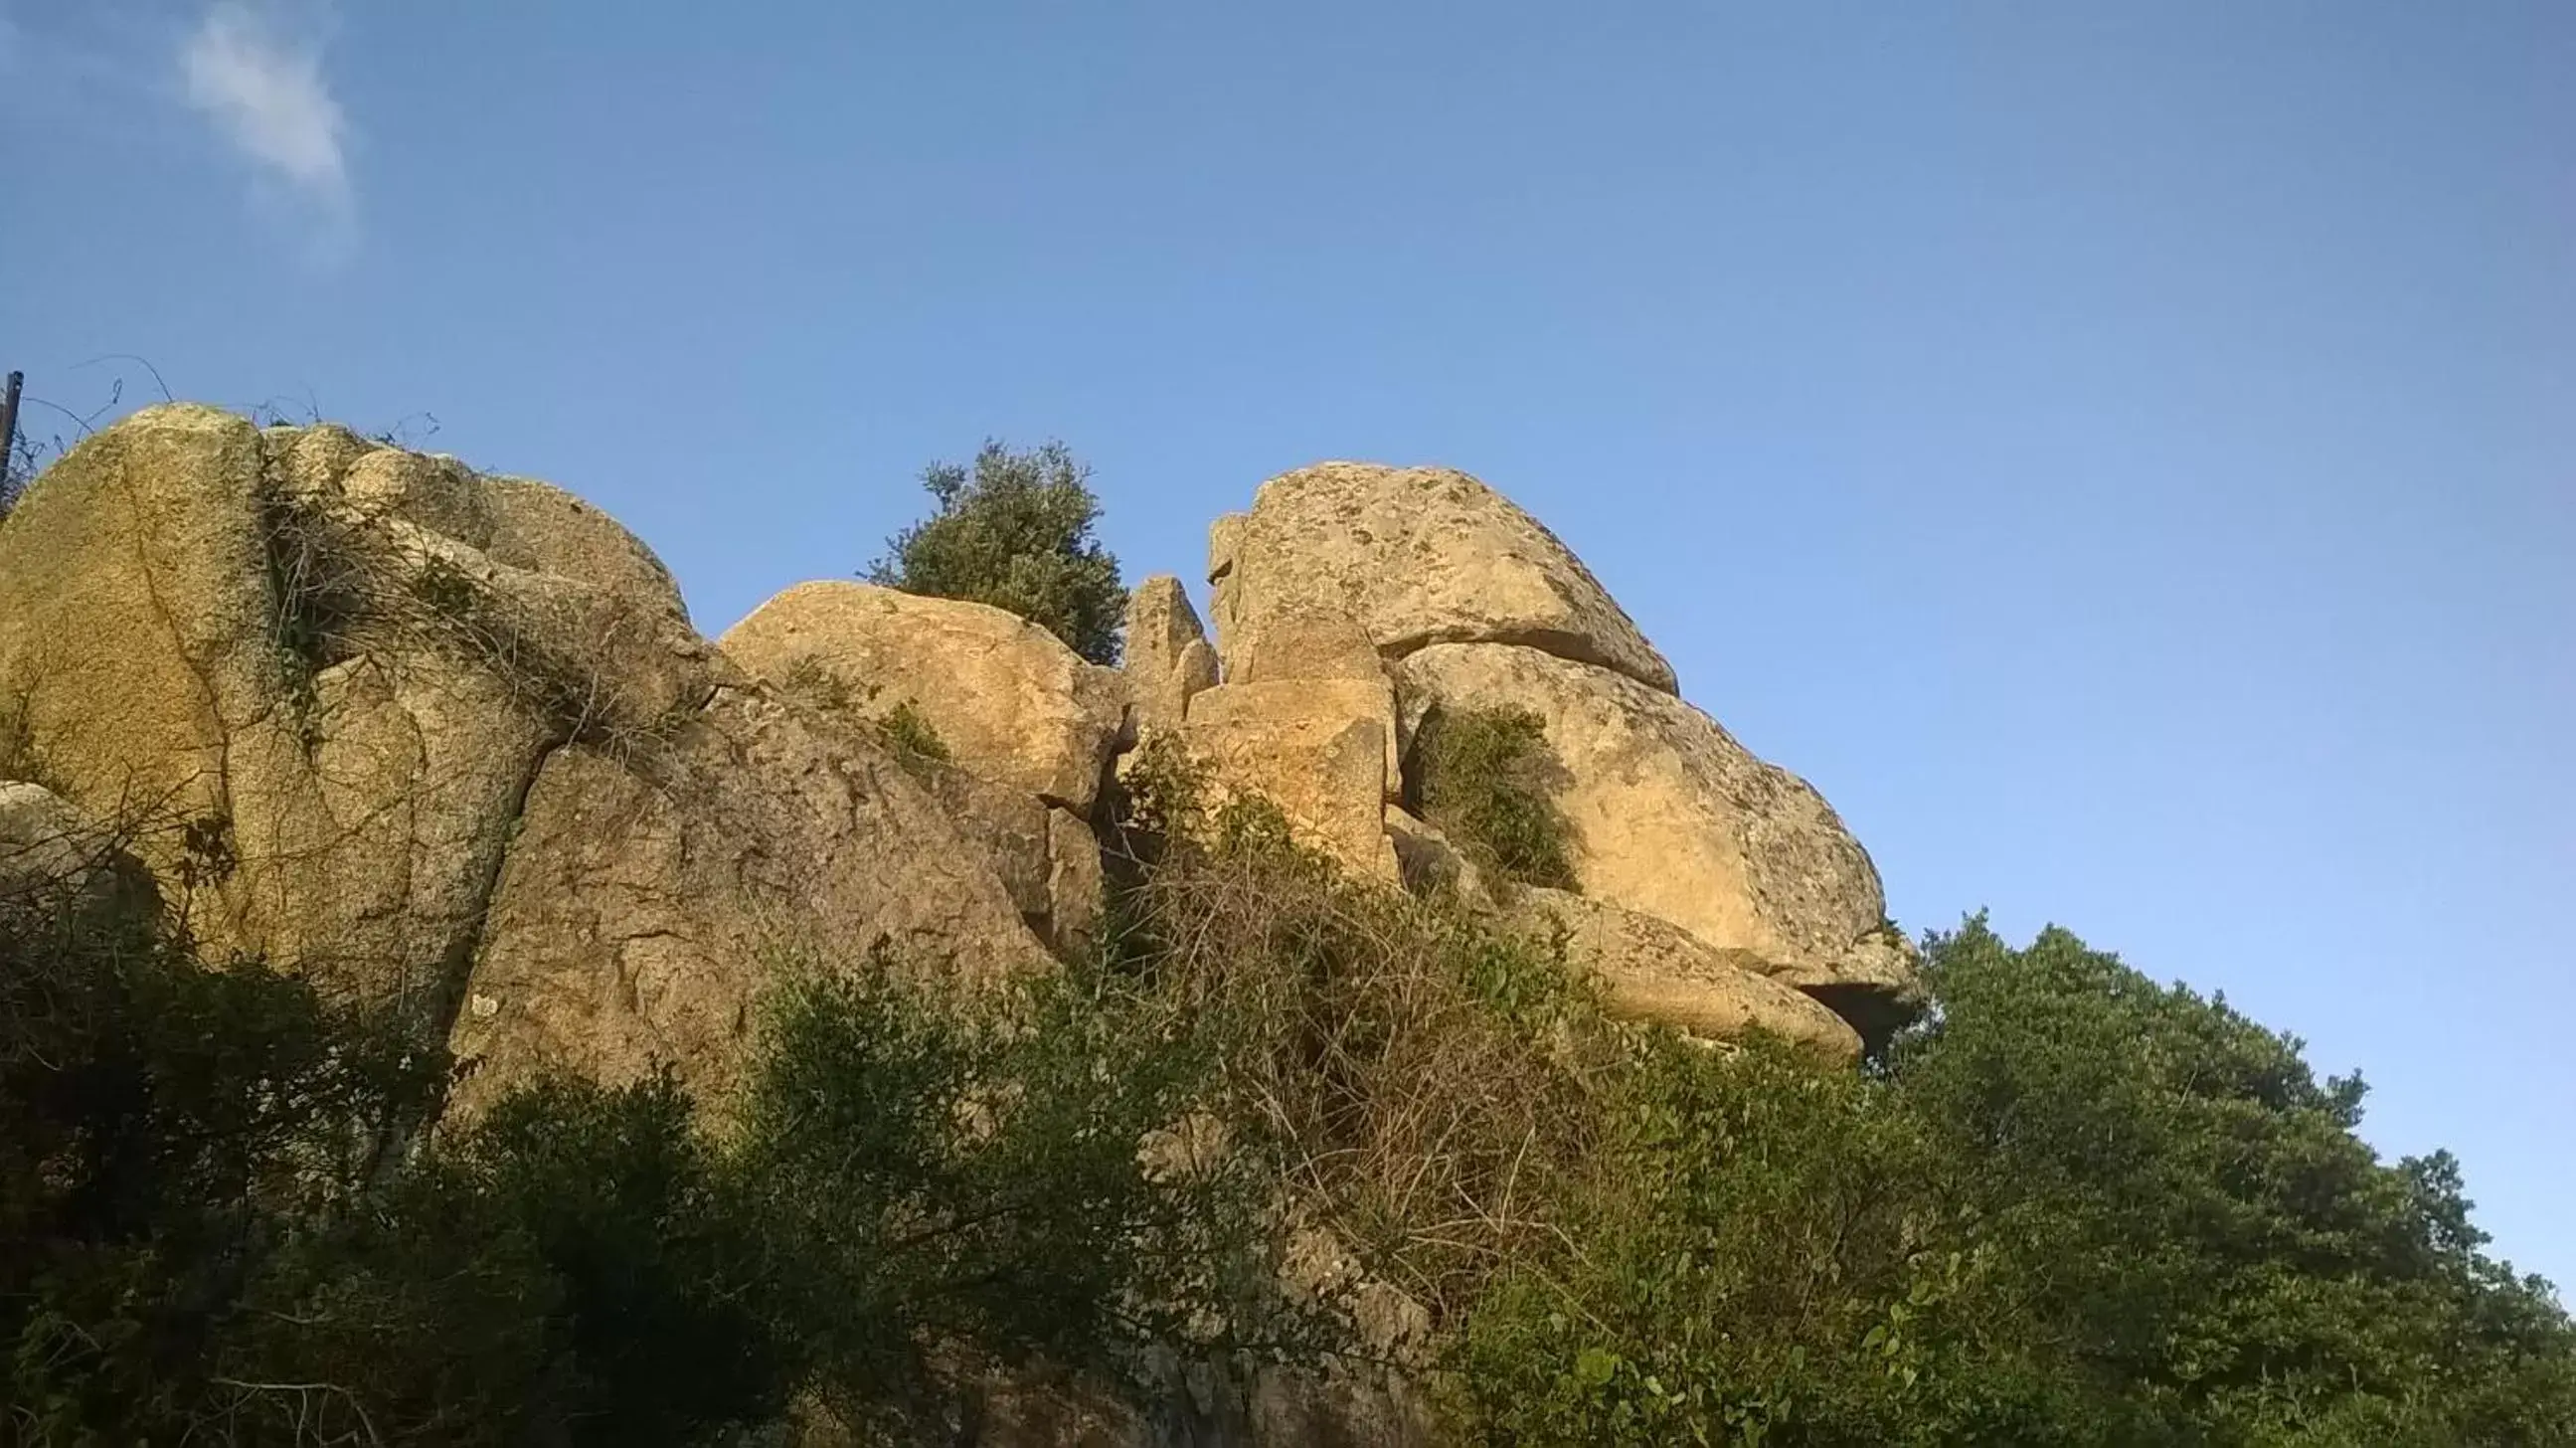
<box><xmin>0</xmin><ymin>409</ymin><xmax>1919</xmax><ymax>1081</ymax></box>
<box><xmin>0</xmin><ymin>405</ymin><xmax>1924</xmax><ymax>1447</ymax></box>
<box><xmin>1194</xmin><ymin>459</ymin><xmax>1922</xmax><ymax>1048</ymax></box>
<box><xmin>1398</xmin><ymin>642</ymin><xmax>1922</xmax><ymax>1044</ymax></box>
<box><xmin>718</xmin><ymin>579</ymin><xmax>1125</xmax><ymax>953</ymax></box>
<box><xmin>1120</xmin><ymin>575</ymin><xmax>1219</xmax><ymax>734</ymax></box>
<box><xmin>0</xmin><ymin>406</ymin><xmax>1048</xmax><ymax>1112</ymax></box>
<box><xmin>1207</xmin><ymin>461</ymin><xmax>1677</xmax><ymax>693</ymax></box>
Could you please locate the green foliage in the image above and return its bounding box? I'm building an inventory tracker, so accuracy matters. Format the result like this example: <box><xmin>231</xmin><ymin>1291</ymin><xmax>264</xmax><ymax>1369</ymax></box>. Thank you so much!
<box><xmin>0</xmin><ymin>883</ymin><xmax>565</xmax><ymax>1444</ymax></box>
<box><xmin>737</xmin><ymin>956</ymin><xmax>1279</xmax><ymax>1438</ymax></box>
<box><xmin>8</xmin><ymin>767</ymin><xmax>2567</xmax><ymax>1442</ymax></box>
<box><xmin>0</xmin><ymin>880</ymin><xmax>1280</xmax><ymax>1442</ymax></box>
<box><xmin>874</xmin><ymin>697</ymin><xmax>951</xmax><ymax>764</ymax></box>
<box><xmin>1448</xmin><ymin>918</ymin><xmax>2576</xmax><ymax>1446</ymax></box>
<box><xmin>1411</xmin><ymin>704</ymin><xmax>1579</xmax><ymax>891</ymax></box>
<box><xmin>868</xmin><ymin>440</ymin><xmax>1126</xmax><ymax>665</ymax></box>
<box><xmin>458</xmin><ymin>1071</ymin><xmax>790</xmax><ymax>1442</ymax></box>
<box><xmin>1115</xmin><ymin>769</ymin><xmax>1615</xmax><ymax>1319</ymax></box>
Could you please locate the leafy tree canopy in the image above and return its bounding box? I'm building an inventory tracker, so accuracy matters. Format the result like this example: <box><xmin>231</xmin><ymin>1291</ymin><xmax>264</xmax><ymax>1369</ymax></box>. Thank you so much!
<box><xmin>868</xmin><ymin>441</ymin><xmax>1125</xmax><ymax>665</ymax></box>
<box><xmin>1451</xmin><ymin>917</ymin><xmax>2576</xmax><ymax>1446</ymax></box>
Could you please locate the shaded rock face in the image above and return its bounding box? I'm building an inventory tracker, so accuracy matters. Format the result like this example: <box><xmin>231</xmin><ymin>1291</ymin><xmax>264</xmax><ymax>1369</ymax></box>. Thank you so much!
<box><xmin>0</xmin><ymin>407</ymin><xmax>1048</xmax><ymax>1107</ymax></box>
<box><xmin>722</xmin><ymin>580</ymin><xmax>1125</xmax><ymax>813</ymax></box>
<box><xmin>1207</xmin><ymin>461</ymin><xmax>1677</xmax><ymax>695</ymax></box>
<box><xmin>0</xmin><ymin>782</ymin><xmax>155</xmax><ymax>912</ymax></box>
<box><xmin>1397</xmin><ymin>642</ymin><xmax>1922</xmax><ymax>1044</ymax></box>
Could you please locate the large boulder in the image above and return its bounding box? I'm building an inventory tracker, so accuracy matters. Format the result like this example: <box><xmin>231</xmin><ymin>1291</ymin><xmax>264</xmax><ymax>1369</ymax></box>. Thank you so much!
<box><xmin>0</xmin><ymin>406</ymin><xmax>714</xmax><ymax>1030</ymax></box>
<box><xmin>721</xmin><ymin>581</ymin><xmax>1125</xmax><ymax>814</ymax></box>
<box><xmin>1177</xmin><ymin>606</ymin><xmax>1402</xmax><ymax>881</ymax></box>
<box><xmin>446</xmin><ymin>685</ymin><xmax>1050</xmax><ymax>1115</ymax></box>
<box><xmin>1398</xmin><ymin>642</ymin><xmax>1922</xmax><ymax>1043</ymax></box>
<box><xmin>0</xmin><ymin>408</ymin><xmax>1052</xmax><ymax>1110</ymax></box>
<box><xmin>1121</xmin><ymin>576</ymin><xmax>1219</xmax><ymax>734</ymax></box>
<box><xmin>0</xmin><ymin>782</ymin><xmax>122</xmax><ymax>906</ymax></box>
<box><xmin>1208</xmin><ymin>462</ymin><xmax>1676</xmax><ymax>694</ymax></box>
<box><xmin>1506</xmin><ymin>888</ymin><xmax>1862</xmax><ymax>1063</ymax></box>
<box><xmin>1178</xmin><ymin>681</ymin><xmax>1398</xmax><ymax>881</ymax></box>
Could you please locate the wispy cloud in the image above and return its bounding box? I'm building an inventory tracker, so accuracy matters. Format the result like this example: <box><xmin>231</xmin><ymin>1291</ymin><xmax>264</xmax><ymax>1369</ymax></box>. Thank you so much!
<box><xmin>180</xmin><ymin>2</ymin><xmax>348</xmax><ymax>213</ymax></box>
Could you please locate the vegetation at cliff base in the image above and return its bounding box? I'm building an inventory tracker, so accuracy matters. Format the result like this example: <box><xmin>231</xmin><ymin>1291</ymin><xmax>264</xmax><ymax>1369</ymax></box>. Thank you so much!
<box><xmin>0</xmin><ymin>877</ymin><xmax>1277</xmax><ymax>1445</ymax></box>
<box><xmin>3</xmin><ymin>796</ymin><xmax>2571</xmax><ymax>1443</ymax></box>
<box><xmin>868</xmin><ymin>440</ymin><xmax>1127</xmax><ymax>665</ymax></box>
<box><xmin>1450</xmin><ymin>921</ymin><xmax>2576</xmax><ymax>1446</ymax></box>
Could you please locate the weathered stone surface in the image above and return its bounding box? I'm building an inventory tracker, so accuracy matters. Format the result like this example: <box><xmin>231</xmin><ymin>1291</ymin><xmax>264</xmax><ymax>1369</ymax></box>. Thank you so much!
<box><xmin>1208</xmin><ymin>461</ymin><xmax>1677</xmax><ymax>694</ymax></box>
<box><xmin>447</xmin><ymin>686</ymin><xmax>1050</xmax><ymax>1115</ymax></box>
<box><xmin>1399</xmin><ymin>642</ymin><xmax>1923</xmax><ymax>1042</ymax></box>
<box><xmin>722</xmin><ymin>581</ymin><xmax>1124</xmax><ymax>812</ymax></box>
<box><xmin>1121</xmin><ymin>576</ymin><xmax>1219</xmax><ymax>734</ymax></box>
<box><xmin>1223</xmin><ymin>609</ymin><xmax>1382</xmax><ymax>688</ymax></box>
<box><xmin>0</xmin><ymin>783</ymin><xmax>101</xmax><ymax>902</ymax></box>
<box><xmin>1181</xmin><ymin>681</ymin><xmax>1398</xmax><ymax>881</ymax></box>
<box><xmin>1509</xmin><ymin>888</ymin><xmax>1862</xmax><ymax>1063</ymax></box>
<box><xmin>911</xmin><ymin>756</ymin><xmax>1055</xmax><ymax>928</ymax></box>
<box><xmin>1046</xmin><ymin>806</ymin><xmax>1106</xmax><ymax>957</ymax></box>
<box><xmin>1383</xmin><ymin>805</ymin><xmax>1483</xmax><ymax>901</ymax></box>
<box><xmin>0</xmin><ymin>406</ymin><xmax>712</xmax><ymax>1028</ymax></box>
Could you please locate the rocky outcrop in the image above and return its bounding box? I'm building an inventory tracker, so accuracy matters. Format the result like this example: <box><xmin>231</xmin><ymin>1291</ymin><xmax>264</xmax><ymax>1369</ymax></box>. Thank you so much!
<box><xmin>720</xmin><ymin>580</ymin><xmax>1125</xmax><ymax>952</ymax></box>
<box><xmin>447</xmin><ymin>686</ymin><xmax>1048</xmax><ymax>1116</ymax></box>
<box><xmin>1506</xmin><ymin>888</ymin><xmax>1862</xmax><ymax>1064</ymax></box>
<box><xmin>1190</xmin><ymin>456</ymin><xmax>1918</xmax><ymax>1046</ymax></box>
<box><xmin>0</xmin><ymin>782</ymin><xmax>137</xmax><ymax>909</ymax></box>
<box><xmin>1397</xmin><ymin>642</ymin><xmax>1922</xmax><ymax>1043</ymax></box>
<box><xmin>1121</xmin><ymin>576</ymin><xmax>1219</xmax><ymax>734</ymax></box>
<box><xmin>1178</xmin><ymin>680</ymin><xmax>1399</xmax><ymax>881</ymax></box>
<box><xmin>1207</xmin><ymin>462</ymin><xmax>1676</xmax><ymax>694</ymax></box>
<box><xmin>0</xmin><ymin>406</ymin><xmax>715</xmax><ymax>1029</ymax></box>
<box><xmin>0</xmin><ymin>407</ymin><xmax>1050</xmax><ymax>1105</ymax></box>
<box><xmin>721</xmin><ymin>580</ymin><xmax>1124</xmax><ymax>813</ymax></box>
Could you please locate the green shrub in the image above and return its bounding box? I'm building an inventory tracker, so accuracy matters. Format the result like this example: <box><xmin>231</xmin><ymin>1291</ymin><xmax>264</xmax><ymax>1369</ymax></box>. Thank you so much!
<box><xmin>874</xmin><ymin>697</ymin><xmax>951</xmax><ymax>764</ymax></box>
<box><xmin>0</xmin><ymin>882</ymin><xmax>564</xmax><ymax>1444</ymax></box>
<box><xmin>1411</xmin><ymin>704</ymin><xmax>1579</xmax><ymax>891</ymax></box>
<box><xmin>0</xmin><ymin>876</ymin><xmax>1286</xmax><ymax>1443</ymax></box>
<box><xmin>1117</xmin><ymin>771</ymin><xmax>1616</xmax><ymax>1320</ymax></box>
<box><xmin>868</xmin><ymin>441</ymin><xmax>1126</xmax><ymax>665</ymax></box>
<box><xmin>736</xmin><ymin>953</ymin><xmax>1285</xmax><ymax>1437</ymax></box>
<box><xmin>1446</xmin><ymin>919</ymin><xmax>2576</xmax><ymax>1446</ymax></box>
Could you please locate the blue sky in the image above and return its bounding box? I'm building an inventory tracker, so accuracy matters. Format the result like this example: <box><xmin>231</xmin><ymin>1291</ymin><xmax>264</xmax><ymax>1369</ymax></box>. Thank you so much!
<box><xmin>4</xmin><ymin>2</ymin><xmax>2570</xmax><ymax>1289</ymax></box>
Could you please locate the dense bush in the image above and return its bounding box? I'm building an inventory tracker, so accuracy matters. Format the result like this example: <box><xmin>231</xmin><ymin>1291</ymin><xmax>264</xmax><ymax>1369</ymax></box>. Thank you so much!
<box><xmin>868</xmin><ymin>441</ymin><xmax>1126</xmax><ymax>665</ymax></box>
<box><xmin>0</xmin><ymin>881</ymin><xmax>565</xmax><ymax>1443</ymax></box>
<box><xmin>0</xmin><ymin>879</ymin><xmax>1278</xmax><ymax>1444</ymax></box>
<box><xmin>8</xmin><ymin>773</ymin><xmax>2569</xmax><ymax>1443</ymax></box>
<box><xmin>1113</xmin><ymin>769</ymin><xmax>1614</xmax><ymax>1319</ymax></box>
<box><xmin>1448</xmin><ymin>919</ymin><xmax>2576</xmax><ymax>1446</ymax></box>
<box><xmin>1409</xmin><ymin>703</ymin><xmax>1580</xmax><ymax>891</ymax></box>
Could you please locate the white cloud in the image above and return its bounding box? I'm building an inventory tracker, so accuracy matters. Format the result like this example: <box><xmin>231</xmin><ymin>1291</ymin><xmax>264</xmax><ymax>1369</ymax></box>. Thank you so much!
<box><xmin>180</xmin><ymin>2</ymin><xmax>347</xmax><ymax>209</ymax></box>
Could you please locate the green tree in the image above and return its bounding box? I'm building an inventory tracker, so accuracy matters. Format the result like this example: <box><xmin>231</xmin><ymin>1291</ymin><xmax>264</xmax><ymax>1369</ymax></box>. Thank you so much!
<box><xmin>0</xmin><ymin>870</ymin><xmax>1281</xmax><ymax>1443</ymax></box>
<box><xmin>868</xmin><ymin>440</ymin><xmax>1126</xmax><ymax>664</ymax></box>
<box><xmin>0</xmin><ymin>881</ymin><xmax>569</xmax><ymax>1444</ymax></box>
<box><xmin>1452</xmin><ymin>918</ymin><xmax>2576</xmax><ymax>1446</ymax></box>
